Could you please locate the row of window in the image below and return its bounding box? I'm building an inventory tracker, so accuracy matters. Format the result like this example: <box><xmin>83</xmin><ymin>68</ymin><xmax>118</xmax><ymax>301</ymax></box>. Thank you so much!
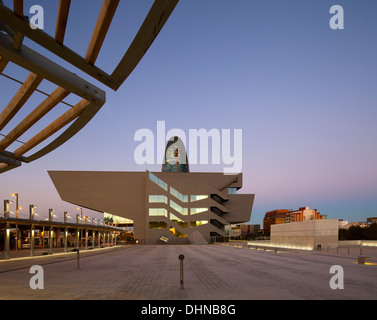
<box><xmin>149</xmin><ymin>173</ymin><xmax>209</xmax><ymax>203</ymax></box>
<box><xmin>149</xmin><ymin>195</ymin><xmax>168</xmax><ymax>204</ymax></box>
<box><xmin>149</xmin><ymin>195</ymin><xmax>209</xmax><ymax>205</ymax></box>
<box><xmin>149</xmin><ymin>172</ymin><xmax>168</xmax><ymax>191</ymax></box>
<box><xmin>170</xmin><ymin>187</ymin><xmax>188</xmax><ymax>202</ymax></box>
<box><xmin>149</xmin><ymin>223</ymin><xmax>189</xmax><ymax>238</ymax></box>
<box><xmin>149</xmin><ymin>207</ymin><xmax>208</xmax><ymax>217</ymax></box>
<box><xmin>149</xmin><ymin>220</ymin><xmax>208</xmax><ymax>230</ymax></box>
<box><xmin>191</xmin><ymin>195</ymin><xmax>209</xmax><ymax>202</ymax></box>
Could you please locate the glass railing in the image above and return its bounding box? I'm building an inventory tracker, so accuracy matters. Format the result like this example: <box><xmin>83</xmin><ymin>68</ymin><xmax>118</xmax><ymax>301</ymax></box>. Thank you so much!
<box><xmin>149</xmin><ymin>172</ymin><xmax>168</xmax><ymax>191</ymax></box>
<box><xmin>190</xmin><ymin>195</ymin><xmax>208</xmax><ymax>202</ymax></box>
<box><xmin>149</xmin><ymin>195</ymin><xmax>168</xmax><ymax>204</ymax></box>
<box><xmin>190</xmin><ymin>208</ymin><xmax>208</xmax><ymax>215</ymax></box>
<box><xmin>170</xmin><ymin>200</ymin><xmax>188</xmax><ymax>215</ymax></box>
<box><xmin>148</xmin><ymin>208</ymin><xmax>168</xmax><ymax>218</ymax></box>
<box><xmin>170</xmin><ymin>187</ymin><xmax>188</xmax><ymax>202</ymax></box>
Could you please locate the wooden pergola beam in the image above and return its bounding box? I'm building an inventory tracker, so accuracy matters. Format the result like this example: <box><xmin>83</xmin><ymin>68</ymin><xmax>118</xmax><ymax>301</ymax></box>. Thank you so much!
<box><xmin>110</xmin><ymin>0</ymin><xmax>179</xmax><ymax>90</ymax></box>
<box><xmin>1</xmin><ymin>0</ymin><xmax>116</xmax><ymax>157</ymax></box>
<box><xmin>0</xmin><ymin>56</ymin><xmax>9</xmax><ymax>73</ymax></box>
<box><xmin>13</xmin><ymin>0</ymin><xmax>23</xmax><ymax>17</ymax></box>
<box><xmin>14</xmin><ymin>98</ymin><xmax>91</xmax><ymax>158</ymax></box>
<box><xmin>0</xmin><ymin>31</ymin><xmax>105</xmax><ymax>106</ymax></box>
<box><xmin>0</xmin><ymin>0</ymin><xmax>70</xmax><ymax>148</ymax></box>
<box><xmin>0</xmin><ymin>3</ymin><xmax>113</xmax><ymax>89</ymax></box>
<box><xmin>0</xmin><ymin>72</ymin><xmax>43</xmax><ymax>131</ymax></box>
<box><xmin>85</xmin><ymin>0</ymin><xmax>120</xmax><ymax>65</ymax></box>
<box><xmin>0</xmin><ymin>87</ymin><xmax>70</xmax><ymax>152</ymax></box>
<box><xmin>0</xmin><ymin>163</ymin><xmax>8</xmax><ymax>170</ymax></box>
<box><xmin>55</xmin><ymin>0</ymin><xmax>71</xmax><ymax>45</ymax></box>
<box><xmin>0</xmin><ymin>0</ymin><xmax>179</xmax><ymax>174</ymax></box>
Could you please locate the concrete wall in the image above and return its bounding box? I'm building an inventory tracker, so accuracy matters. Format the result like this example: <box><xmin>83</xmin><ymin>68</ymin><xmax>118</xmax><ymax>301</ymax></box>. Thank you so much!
<box><xmin>226</xmin><ymin>194</ymin><xmax>255</xmax><ymax>224</ymax></box>
<box><xmin>48</xmin><ymin>171</ymin><xmax>148</xmax><ymax>240</ymax></box>
<box><xmin>271</xmin><ymin>219</ymin><xmax>339</xmax><ymax>250</ymax></box>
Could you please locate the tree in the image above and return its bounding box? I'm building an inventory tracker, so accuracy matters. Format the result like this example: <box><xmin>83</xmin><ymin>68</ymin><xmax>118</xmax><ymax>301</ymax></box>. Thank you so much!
<box><xmin>363</xmin><ymin>223</ymin><xmax>377</xmax><ymax>240</ymax></box>
<box><xmin>339</xmin><ymin>223</ymin><xmax>377</xmax><ymax>240</ymax></box>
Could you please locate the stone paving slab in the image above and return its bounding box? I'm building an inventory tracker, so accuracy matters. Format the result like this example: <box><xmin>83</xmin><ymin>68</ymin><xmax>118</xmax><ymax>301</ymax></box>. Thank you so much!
<box><xmin>0</xmin><ymin>244</ymin><xmax>376</xmax><ymax>300</ymax></box>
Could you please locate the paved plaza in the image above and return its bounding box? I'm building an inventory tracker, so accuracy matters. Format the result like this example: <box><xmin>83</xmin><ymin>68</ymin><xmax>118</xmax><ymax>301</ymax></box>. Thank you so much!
<box><xmin>0</xmin><ymin>244</ymin><xmax>376</xmax><ymax>300</ymax></box>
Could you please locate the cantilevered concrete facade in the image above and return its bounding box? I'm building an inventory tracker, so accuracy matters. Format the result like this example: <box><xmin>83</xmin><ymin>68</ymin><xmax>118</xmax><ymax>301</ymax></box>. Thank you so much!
<box><xmin>49</xmin><ymin>170</ymin><xmax>254</xmax><ymax>244</ymax></box>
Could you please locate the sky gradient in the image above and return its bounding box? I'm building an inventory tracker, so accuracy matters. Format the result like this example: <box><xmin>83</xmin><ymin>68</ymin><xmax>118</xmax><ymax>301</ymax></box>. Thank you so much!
<box><xmin>0</xmin><ymin>0</ymin><xmax>376</xmax><ymax>226</ymax></box>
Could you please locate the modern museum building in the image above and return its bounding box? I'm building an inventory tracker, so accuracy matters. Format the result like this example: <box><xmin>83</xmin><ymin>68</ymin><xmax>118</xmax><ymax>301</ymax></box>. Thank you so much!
<box><xmin>49</xmin><ymin>137</ymin><xmax>254</xmax><ymax>244</ymax></box>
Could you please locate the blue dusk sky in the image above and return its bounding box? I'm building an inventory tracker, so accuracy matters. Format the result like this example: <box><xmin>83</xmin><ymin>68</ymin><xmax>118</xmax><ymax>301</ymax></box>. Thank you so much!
<box><xmin>0</xmin><ymin>0</ymin><xmax>376</xmax><ymax>227</ymax></box>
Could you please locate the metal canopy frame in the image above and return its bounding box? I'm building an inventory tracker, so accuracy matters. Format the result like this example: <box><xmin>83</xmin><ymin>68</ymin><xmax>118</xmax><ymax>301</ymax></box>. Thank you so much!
<box><xmin>0</xmin><ymin>0</ymin><xmax>179</xmax><ymax>174</ymax></box>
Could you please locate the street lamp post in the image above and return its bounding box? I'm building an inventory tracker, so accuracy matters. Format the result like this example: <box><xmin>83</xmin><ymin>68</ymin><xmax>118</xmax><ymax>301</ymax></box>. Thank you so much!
<box><xmin>77</xmin><ymin>207</ymin><xmax>83</xmax><ymax>248</ymax></box>
<box><xmin>12</xmin><ymin>193</ymin><xmax>18</xmax><ymax>219</ymax></box>
<box><xmin>29</xmin><ymin>205</ymin><xmax>37</xmax><ymax>257</ymax></box>
<box><xmin>77</xmin><ymin>207</ymin><xmax>82</xmax><ymax>223</ymax></box>
<box><xmin>12</xmin><ymin>193</ymin><xmax>19</xmax><ymax>251</ymax></box>
<box><xmin>3</xmin><ymin>200</ymin><xmax>12</xmax><ymax>218</ymax></box>
<box><xmin>49</xmin><ymin>209</ymin><xmax>55</xmax><ymax>254</ymax></box>
<box><xmin>3</xmin><ymin>200</ymin><xmax>12</xmax><ymax>259</ymax></box>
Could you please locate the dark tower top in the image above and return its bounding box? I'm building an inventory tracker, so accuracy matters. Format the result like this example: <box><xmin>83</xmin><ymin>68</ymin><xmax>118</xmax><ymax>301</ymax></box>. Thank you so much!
<box><xmin>162</xmin><ymin>136</ymin><xmax>189</xmax><ymax>173</ymax></box>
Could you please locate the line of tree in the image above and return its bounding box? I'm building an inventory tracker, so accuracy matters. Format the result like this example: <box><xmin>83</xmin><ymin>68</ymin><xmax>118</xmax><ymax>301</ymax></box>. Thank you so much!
<box><xmin>339</xmin><ymin>223</ymin><xmax>377</xmax><ymax>240</ymax></box>
<box><xmin>231</xmin><ymin>230</ymin><xmax>265</xmax><ymax>241</ymax></box>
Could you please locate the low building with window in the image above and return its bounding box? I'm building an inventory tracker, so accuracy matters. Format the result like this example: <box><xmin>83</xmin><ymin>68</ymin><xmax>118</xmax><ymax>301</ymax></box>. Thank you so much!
<box><xmin>263</xmin><ymin>207</ymin><xmax>325</xmax><ymax>234</ymax></box>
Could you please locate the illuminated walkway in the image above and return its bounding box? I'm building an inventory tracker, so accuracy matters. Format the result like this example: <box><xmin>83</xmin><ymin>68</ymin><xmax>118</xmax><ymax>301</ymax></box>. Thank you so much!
<box><xmin>0</xmin><ymin>244</ymin><xmax>376</xmax><ymax>300</ymax></box>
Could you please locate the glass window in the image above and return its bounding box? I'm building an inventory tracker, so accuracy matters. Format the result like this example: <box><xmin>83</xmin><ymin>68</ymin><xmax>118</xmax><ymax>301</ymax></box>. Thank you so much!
<box><xmin>170</xmin><ymin>212</ymin><xmax>183</xmax><ymax>223</ymax></box>
<box><xmin>149</xmin><ymin>208</ymin><xmax>168</xmax><ymax>217</ymax></box>
<box><xmin>149</xmin><ymin>221</ymin><xmax>167</xmax><ymax>230</ymax></box>
<box><xmin>228</xmin><ymin>188</ymin><xmax>237</xmax><ymax>194</ymax></box>
<box><xmin>170</xmin><ymin>213</ymin><xmax>188</xmax><ymax>228</ymax></box>
<box><xmin>170</xmin><ymin>200</ymin><xmax>188</xmax><ymax>215</ymax></box>
<box><xmin>104</xmin><ymin>213</ymin><xmax>133</xmax><ymax>224</ymax></box>
<box><xmin>170</xmin><ymin>187</ymin><xmax>188</xmax><ymax>202</ymax></box>
<box><xmin>190</xmin><ymin>220</ymin><xmax>208</xmax><ymax>227</ymax></box>
<box><xmin>190</xmin><ymin>208</ymin><xmax>208</xmax><ymax>215</ymax></box>
<box><xmin>169</xmin><ymin>227</ymin><xmax>188</xmax><ymax>238</ymax></box>
<box><xmin>149</xmin><ymin>172</ymin><xmax>168</xmax><ymax>191</ymax></box>
<box><xmin>190</xmin><ymin>195</ymin><xmax>208</xmax><ymax>202</ymax></box>
<box><xmin>149</xmin><ymin>195</ymin><xmax>168</xmax><ymax>204</ymax></box>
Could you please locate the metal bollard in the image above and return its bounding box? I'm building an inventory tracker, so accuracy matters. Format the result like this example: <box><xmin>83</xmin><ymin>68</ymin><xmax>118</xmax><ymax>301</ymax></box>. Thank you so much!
<box><xmin>73</xmin><ymin>248</ymin><xmax>80</xmax><ymax>269</ymax></box>
<box><xmin>179</xmin><ymin>254</ymin><xmax>184</xmax><ymax>290</ymax></box>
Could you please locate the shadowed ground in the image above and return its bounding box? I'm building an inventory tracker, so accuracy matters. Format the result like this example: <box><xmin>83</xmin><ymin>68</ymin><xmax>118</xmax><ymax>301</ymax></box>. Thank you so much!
<box><xmin>0</xmin><ymin>244</ymin><xmax>376</xmax><ymax>300</ymax></box>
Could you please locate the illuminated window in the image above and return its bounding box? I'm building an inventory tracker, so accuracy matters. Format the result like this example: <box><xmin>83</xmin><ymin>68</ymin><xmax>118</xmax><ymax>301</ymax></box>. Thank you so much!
<box><xmin>169</xmin><ymin>227</ymin><xmax>188</xmax><ymax>238</ymax></box>
<box><xmin>190</xmin><ymin>220</ymin><xmax>208</xmax><ymax>227</ymax></box>
<box><xmin>170</xmin><ymin>213</ymin><xmax>188</xmax><ymax>228</ymax></box>
<box><xmin>104</xmin><ymin>213</ymin><xmax>133</xmax><ymax>224</ymax></box>
<box><xmin>170</xmin><ymin>187</ymin><xmax>188</xmax><ymax>202</ymax></box>
<box><xmin>149</xmin><ymin>208</ymin><xmax>168</xmax><ymax>217</ymax></box>
<box><xmin>190</xmin><ymin>208</ymin><xmax>208</xmax><ymax>215</ymax></box>
<box><xmin>190</xmin><ymin>195</ymin><xmax>208</xmax><ymax>202</ymax></box>
<box><xmin>149</xmin><ymin>195</ymin><xmax>168</xmax><ymax>204</ymax></box>
<box><xmin>149</xmin><ymin>172</ymin><xmax>168</xmax><ymax>191</ymax></box>
<box><xmin>170</xmin><ymin>200</ymin><xmax>188</xmax><ymax>215</ymax></box>
<box><xmin>170</xmin><ymin>212</ymin><xmax>183</xmax><ymax>222</ymax></box>
<box><xmin>149</xmin><ymin>221</ymin><xmax>167</xmax><ymax>230</ymax></box>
